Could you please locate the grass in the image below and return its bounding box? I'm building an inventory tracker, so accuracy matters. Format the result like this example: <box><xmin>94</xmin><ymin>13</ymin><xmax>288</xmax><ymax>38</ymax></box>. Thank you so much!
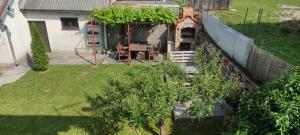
<box><xmin>214</xmin><ymin>0</ymin><xmax>300</xmax><ymax>66</ymax></box>
<box><xmin>0</xmin><ymin>65</ymin><xmax>225</xmax><ymax>135</ymax></box>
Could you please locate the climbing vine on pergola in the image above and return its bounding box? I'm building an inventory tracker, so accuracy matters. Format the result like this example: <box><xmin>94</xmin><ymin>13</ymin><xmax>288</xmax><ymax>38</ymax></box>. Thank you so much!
<box><xmin>91</xmin><ymin>6</ymin><xmax>178</xmax><ymax>63</ymax></box>
<box><xmin>91</xmin><ymin>6</ymin><xmax>178</xmax><ymax>24</ymax></box>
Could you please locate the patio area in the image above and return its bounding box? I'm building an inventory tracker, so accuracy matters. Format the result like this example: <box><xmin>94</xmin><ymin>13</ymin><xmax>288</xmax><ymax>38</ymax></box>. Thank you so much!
<box><xmin>48</xmin><ymin>51</ymin><xmax>164</xmax><ymax>65</ymax></box>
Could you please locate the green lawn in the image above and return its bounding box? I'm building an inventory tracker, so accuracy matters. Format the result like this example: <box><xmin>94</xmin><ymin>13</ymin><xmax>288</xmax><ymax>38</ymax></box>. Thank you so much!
<box><xmin>0</xmin><ymin>65</ymin><xmax>225</xmax><ymax>135</ymax></box>
<box><xmin>214</xmin><ymin>0</ymin><xmax>300</xmax><ymax>66</ymax></box>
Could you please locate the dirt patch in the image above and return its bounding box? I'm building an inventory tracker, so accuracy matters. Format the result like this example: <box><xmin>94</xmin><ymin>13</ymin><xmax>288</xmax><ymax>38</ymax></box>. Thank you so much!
<box><xmin>274</xmin><ymin>4</ymin><xmax>300</xmax><ymax>34</ymax></box>
<box><xmin>275</xmin><ymin>4</ymin><xmax>300</xmax><ymax>22</ymax></box>
<box><xmin>276</xmin><ymin>10</ymin><xmax>300</xmax><ymax>22</ymax></box>
<box><xmin>277</xmin><ymin>4</ymin><xmax>300</xmax><ymax>9</ymax></box>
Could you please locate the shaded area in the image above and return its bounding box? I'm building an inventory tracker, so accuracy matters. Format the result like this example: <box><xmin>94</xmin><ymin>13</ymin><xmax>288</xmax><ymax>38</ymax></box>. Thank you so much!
<box><xmin>170</xmin><ymin>117</ymin><xmax>226</xmax><ymax>135</ymax></box>
<box><xmin>0</xmin><ymin>115</ymin><xmax>226</xmax><ymax>135</ymax></box>
<box><xmin>0</xmin><ymin>115</ymin><xmax>89</xmax><ymax>135</ymax></box>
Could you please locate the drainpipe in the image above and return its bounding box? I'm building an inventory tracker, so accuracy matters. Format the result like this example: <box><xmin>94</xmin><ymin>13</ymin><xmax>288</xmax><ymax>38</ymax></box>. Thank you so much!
<box><xmin>103</xmin><ymin>23</ymin><xmax>107</xmax><ymax>49</ymax></box>
<box><xmin>0</xmin><ymin>21</ymin><xmax>18</xmax><ymax>66</ymax></box>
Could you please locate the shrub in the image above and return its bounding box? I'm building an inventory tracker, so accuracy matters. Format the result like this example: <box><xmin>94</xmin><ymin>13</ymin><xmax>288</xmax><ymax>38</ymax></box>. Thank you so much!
<box><xmin>84</xmin><ymin>63</ymin><xmax>188</xmax><ymax>135</ymax></box>
<box><xmin>227</xmin><ymin>67</ymin><xmax>300</xmax><ymax>135</ymax></box>
<box><xmin>30</xmin><ymin>23</ymin><xmax>49</xmax><ymax>71</ymax></box>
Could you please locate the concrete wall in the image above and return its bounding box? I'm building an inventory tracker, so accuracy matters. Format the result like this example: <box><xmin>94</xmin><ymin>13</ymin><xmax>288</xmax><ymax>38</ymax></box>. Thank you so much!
<box><xmin>0</xmin><ymin>0</ymin><xmax>31</xmax><ymax>68</ymax></box>
<box><xmin>22</xmin><ymin>11</ymin><xmax>105</xmax><ymax>53</ymax></box>
<box><xmin>107</xmin><ymin>24</ymin><xmax>168</xmax><ymax>52</ymax></box>
<box><xmin>131</xmin><ymin>24</ymin><xmax>167</xmax><ymax>46</ymax></box>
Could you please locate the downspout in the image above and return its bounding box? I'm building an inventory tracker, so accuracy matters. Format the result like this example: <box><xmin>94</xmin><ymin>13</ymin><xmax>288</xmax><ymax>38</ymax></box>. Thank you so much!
<box><xmin>0</xmin><ymin>21</ymin><xmax>18</xmax><ymax>66</ymax></box>
<box><xmin>0</xmin><ymin>0</ymin><xmax>18</xmax><ymax>66</ymax></box>
<box><xmin>103</xmin><ymin>23</ymin><xmax>107</xmax><ymax>49</ymax></box>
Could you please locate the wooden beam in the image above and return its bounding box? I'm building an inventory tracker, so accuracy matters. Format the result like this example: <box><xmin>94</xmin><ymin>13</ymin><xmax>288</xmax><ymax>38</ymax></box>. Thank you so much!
<box><xmin>92</xmin><ymin>21</ymin><xmax>97</xmax><ymax>65</ymax></box>
<box><xmin>166</xmin><ymin>24</ymin><xmax>170</xmax><ymax>53</ymax></box>
<box><xmin>127</xmin><ymin>23</ymin><xmax>131</xmax><ymax>63</ymax></box>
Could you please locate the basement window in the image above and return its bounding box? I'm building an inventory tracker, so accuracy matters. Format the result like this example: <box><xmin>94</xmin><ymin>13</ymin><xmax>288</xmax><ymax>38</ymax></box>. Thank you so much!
<box><xmin>60</xmin><ymin>18</ymin><xmax>79</xmax><ymax>30</ymax></box>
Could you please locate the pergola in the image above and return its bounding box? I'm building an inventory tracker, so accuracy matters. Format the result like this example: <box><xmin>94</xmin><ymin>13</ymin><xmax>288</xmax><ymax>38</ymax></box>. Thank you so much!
<box><xmin>125</xmin><ymin>23</ymin><xmax>170</xmax><ymax>63</ymax></box>
<box><xmin>91</xmin><ymin>6</ymin><xmax>178</xmax><ymax>64</ymax></box>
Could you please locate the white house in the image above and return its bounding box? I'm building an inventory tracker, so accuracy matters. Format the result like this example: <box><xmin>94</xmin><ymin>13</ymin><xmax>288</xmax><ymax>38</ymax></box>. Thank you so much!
<box><xmin>19</xmin><ymin>0</ymin><xmax>110</xmax><ymax>53</ymax></box>
<box><xmin>0</xmin><ymin>0</ymin><xmax>179</xmax><ymax>72</ymax></box>
<box><xmin>0</xmin><ymin>0</ymin><xmax>31</xmax><ymax>72</ymax></box>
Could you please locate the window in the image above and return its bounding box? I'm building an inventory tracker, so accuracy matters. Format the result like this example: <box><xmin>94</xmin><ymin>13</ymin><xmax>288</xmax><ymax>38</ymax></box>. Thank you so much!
<box><xmin>60</xmin><ymin>18</ymin><xmax>79</xmax><ymax>30</ymax></box>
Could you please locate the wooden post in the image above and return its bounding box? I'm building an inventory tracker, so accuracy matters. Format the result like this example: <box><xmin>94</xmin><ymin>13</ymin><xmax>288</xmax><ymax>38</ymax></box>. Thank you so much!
<box><xmin>127</xmin><ymin>23</ymin><xmax>131</xmax><ymax>63</ymax></box>
<box><xmin>166</xmin><ymin>24</ymin><xmax>170</xmax><ymax>53</ymax></box>
<box><xmin>92</xmin><ymin>21</ymin><xmax>97</xmax><ymax>65</ymax></box>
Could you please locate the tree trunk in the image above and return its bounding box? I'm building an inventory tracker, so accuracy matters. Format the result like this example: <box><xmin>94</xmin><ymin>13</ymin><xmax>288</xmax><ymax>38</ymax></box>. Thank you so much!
<box><xmin>159</xmin><ymin>119</ymin><xmax>165</xmax><ymax>135</ymax></box>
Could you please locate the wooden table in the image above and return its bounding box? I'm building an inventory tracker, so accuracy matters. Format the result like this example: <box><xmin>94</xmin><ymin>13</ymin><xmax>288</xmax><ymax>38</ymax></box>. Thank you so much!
<box><xmin>130</xmin><ymin>44</ymin><xmax>148</xmax><ymax>51</ymax></box>
<box><xmin>129</xmin><ymin>44</ymin><xmax>150</xmax><ymax>61</ymax></box>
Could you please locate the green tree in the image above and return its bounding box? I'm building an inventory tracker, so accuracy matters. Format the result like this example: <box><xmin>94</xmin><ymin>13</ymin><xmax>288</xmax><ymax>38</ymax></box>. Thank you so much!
<box><xmin>85</xmin><ymin>62</ymin><xmax>187</xmax><ymax>135</ymax></box>
<box><xmin>30</xmin><ymin>23</ymin><xmax>49</xmax><ymax>71</ymax></box>
<box><xmin>227</xmin><ymin>67</ymin><xmax>300</xmax><ymax>135</ymax></box>
<box><xmin>85</xmin><ymin>45</ymin><xmax>239</xmax><ymax>135</ymax></box>
<box><xmin>188</xmin><ymin>44</ymin><xmax>238</xmax><ymax>119</ymax></box>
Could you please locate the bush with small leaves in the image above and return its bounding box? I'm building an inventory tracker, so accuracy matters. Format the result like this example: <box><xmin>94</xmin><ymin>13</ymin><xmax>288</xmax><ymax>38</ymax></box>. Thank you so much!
<box><xmin>227</xmin><ymin>67</ymin><xmax>300</xmax><ymax>135</ymax></box>
<box><xmin>30</xmin><ymin>23</ymin><xmax>49</xmax><ymax>71</ymax></box>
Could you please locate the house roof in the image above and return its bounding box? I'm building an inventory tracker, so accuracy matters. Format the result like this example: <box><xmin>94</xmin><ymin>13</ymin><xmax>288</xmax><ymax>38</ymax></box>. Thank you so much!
<box><xmin>0</xmin><ymin>0</ymin><xmax>9</xmax><ymax>17</ymax></box>
<box><xmin>20</xmin><ymin>0</ymin><xmax>110</xmax><ymax>12</ymax></box>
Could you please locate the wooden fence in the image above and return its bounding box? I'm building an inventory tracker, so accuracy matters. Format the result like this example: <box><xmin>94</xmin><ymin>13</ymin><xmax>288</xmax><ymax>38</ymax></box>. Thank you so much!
<box><xmin>246</xmin><ymin>46</ymin><xmax>291</xmax><ymax>83</ymax></box>
<box><xmin>188</xmin><ymin>0</ymin><xmax>231</xmax><ymax>10</ymax></box>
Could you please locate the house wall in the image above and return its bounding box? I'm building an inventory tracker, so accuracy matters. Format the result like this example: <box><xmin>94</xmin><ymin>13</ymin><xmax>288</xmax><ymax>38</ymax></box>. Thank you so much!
<box><xmin>0</xmin><ymin>28</ymin><xmax>14</xmax><ymax>64</ymax></box>
<box><xmin>22</xmin><ymin>11</ymin><xmax>105</xmax><ymax>53</ymax></box>
<box><xmin>0</xmin><ymin>0</ymin><xmax>31</xmax><ymax>69</ymax></box>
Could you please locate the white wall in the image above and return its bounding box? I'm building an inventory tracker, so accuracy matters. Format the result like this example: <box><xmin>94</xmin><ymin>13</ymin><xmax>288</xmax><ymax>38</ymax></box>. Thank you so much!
<box><xmin>0</xmin><ymin>28</ymin><xmax>14</xmax><ymax>64</ymax></box>
<box><xmin>0</xmin><ymin>0</ymin><xmax>31</xmax><ymax>66</ymax></box>
<box><xmin>23</xmin><ymin>11</ymin><xmax>97</xmax><ymax>52</ymax></box>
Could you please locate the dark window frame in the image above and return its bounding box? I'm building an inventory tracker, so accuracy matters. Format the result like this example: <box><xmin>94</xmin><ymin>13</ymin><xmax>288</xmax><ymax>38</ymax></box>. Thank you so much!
<box><xmin>60</xmin><ymin>17</ymin><xmax>79</xmax><ymax>30</ymax></box>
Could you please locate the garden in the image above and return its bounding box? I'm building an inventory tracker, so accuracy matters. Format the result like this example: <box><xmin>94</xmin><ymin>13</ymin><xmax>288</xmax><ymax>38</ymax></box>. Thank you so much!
<box><xmin>0</xmin><ymin>64</ymin><xmax>227</xmax><ymax>135</ymax></box>
<box><xmin>1</xmin><ymin>4</ymin><xmax>300</xmax><ymax>135</ymax></box>
<box><xmin>0</xmin><ymin>21</ymin><xmax>230</xmax><ymax>134</ymax></box>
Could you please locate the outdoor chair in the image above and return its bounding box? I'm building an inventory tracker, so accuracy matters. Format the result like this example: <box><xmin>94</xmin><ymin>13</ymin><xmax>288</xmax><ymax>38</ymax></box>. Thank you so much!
<box><xmin>147</xmin><ymin>42</ymin><xmax>160</xmax><ymax>62</ymax></box>
<box><xmin>116</xmin><ymin>42</ymin><xmax>128</xmax><ymax>61</ymax></box>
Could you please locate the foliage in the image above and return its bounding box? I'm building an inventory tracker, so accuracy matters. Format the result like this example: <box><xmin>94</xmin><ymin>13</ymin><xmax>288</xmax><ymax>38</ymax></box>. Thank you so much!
<box><xmin>176</xmin><ymin>0</ymin><xmax>186</xmax><ymax>7</ymax></box>
<box><xmin>30</xmin><ymin>23</ymin><xmax>49</xmax><ymax>71</ymax></box>
<box><xmin>85</xmin><ymin>46</ymin><xmax>238</xmax><ymax>134</ymax></box>
<box><xmin>91</xmin><ymin>6</ymin><xmax>178</xmax><ymax>24</ymax></box>
<box><xmin>85</xmin><ymin>62</ymin><xmax>187</xmax><ymax>135</ymax></box>
<box><xmin>188</xmin><ymin>44</ymin><xmax>238</xmax><ymax>119</ymax></box>
<box><xmin>227</xmin><ymin>67</ymin><xmax>300</xmax><ymax>135</ymax></box>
